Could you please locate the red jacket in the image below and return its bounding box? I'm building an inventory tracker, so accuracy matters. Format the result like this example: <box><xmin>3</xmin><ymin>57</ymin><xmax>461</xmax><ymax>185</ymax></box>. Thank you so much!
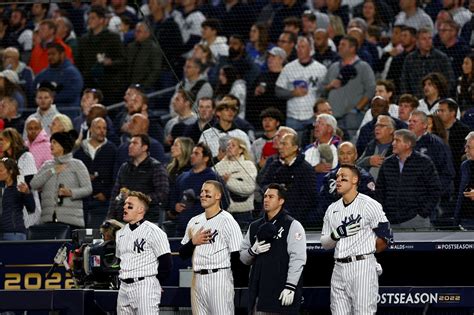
<box><xmin>29</xmin><ymin>38</ymin><xmax>74</xmax><ymax>74</ymax></box>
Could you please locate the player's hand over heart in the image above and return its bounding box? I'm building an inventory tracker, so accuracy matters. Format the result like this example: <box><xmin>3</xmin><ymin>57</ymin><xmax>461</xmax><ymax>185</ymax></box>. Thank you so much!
<box><xmin>192</xmin><ymin>227</ymin><xmax>212</xmax><ymax>245</ymax></box>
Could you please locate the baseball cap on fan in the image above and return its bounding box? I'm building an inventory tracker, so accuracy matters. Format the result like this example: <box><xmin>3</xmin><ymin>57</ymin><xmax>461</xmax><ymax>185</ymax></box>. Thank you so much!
<box><xmin>268</xmin><ymin>47</ymin><xmax>287</xmax><ymax>61</ymax></box>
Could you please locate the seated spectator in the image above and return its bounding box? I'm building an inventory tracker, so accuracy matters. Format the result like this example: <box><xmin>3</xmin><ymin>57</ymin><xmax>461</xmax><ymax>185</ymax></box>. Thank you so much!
<box><xmin>24</xmin><ymin>85</ymin><xmax>60</xmax><ymax>137</ymax></box>
<box><xmin>0</xmin><ymin>69</ymin><xmax>27</xmax><ymax>112</ymax></box>
<box><xmin>34</xmin><ymin>43</ymin><xmax>83</xmax><ymax>108</ymax></box>
<box><xmin>31</xmin><ymin>130</ymin><xmax>93</xmax><ymax>229</ymax></box>
<box><xmin>170</xmin><ymin>58</ymin><xmax>213</xmax><ymax>113</ymax></box>
<box><xmin>2</xmin><ymin>47</ymin><xmax>35</xmax><ymax>107</ymax></box>
<box><xmin>29</xmin><ymin>19</ymin><xmax>74</xmax><ymax>75</ymax></box>
<box><xmin>168</xmin><ymin>142</ymin><xmax>221</xmax><ymax>236</ymax></box>
<box><xmin>0</xmin><ymin>158</ymin><xmax>35</xmax><ymax>240</ymax></box>
<box><xmin>357</xmin><ymin>115</ymin><xmax>395</xmax><ymax>180</ymax></box>
<box><xmin>375</xmin><ymin>129</ymin><xmax>441</xmax><ymax>229</ymax></box>
<box><xmin>164</xmin><ymin>89</ymin><xmax>197</xmax><ymax>147</ymax></box>
<box><xmin>198</xmin><ymin>96</ymin><xmax>251</xmax><ymax>157</ymax></box>
<box><xmin>261</xmin><ymin>133</ymin><xmax>319</xmax><ymax>227</ymax></box>
<box><xmin>74</xmin><ymin>117</ymin><xmax>117</xmax><ymax>228</ymax></box>
<box><xmin>125</xmin><ymin>22</ymin><xmax>162</xmax><ymax>91</ymax></box>
<box><xmin>0</xmin><ymin>96</ymin><xmax>25</xmax><ymax>133</ymax></box>
<box><xmin>114</xmin><ymin>113</ymin><xmax>166</xmax><ymax>175</ymax></box>
<box><xmin>251</xmin><ymin>107</ymin><xmax>283</xmax><ymax>170</ymax></box>
<box><xmin>214</xmin><ymin>137</ymin><xmax>257</xmax><ymax>229</ymax></box>
<box><xmin>455</xmin><ymin>132</ymin><xmax>474</xmax><ymax>229</ymax></box>
<box><xmin>108</xmin><ymin>134</ymin><xmax>169</xmax><ymax>224</ymax></box>
<box><xmin>320</xmin><ymin>141</ymin><xmax>376</xmax><ymax>213</ymax></box>
<box><xmin>246</xmin><ymin>23</ymin><xmax>274</xmax><ymax>72</ymax></box>
<box><xmin>398</xmin><ymin>93</ymin><xmax>419</xmax><ymax>123</ymax></box>
<box><xmin>356</xmin><ymin>96</ymin><xmax>407</xmax><ymax>156</ymax></box>
<box><xmin>214</xmin><ymin>65</ymin><xmax>247</xmax><ymax>119</ymax></box>
<box><xmin>246</xmin><ymin>47</ymin><xmax>287</xmax><ymax>128</ymax></box>
<box><xmin>304</xmin><ymin>114</ymin><xmax>341</xmax><ymax>191</ymax></box>
<box><xmin>24</xmin><ymin>117</ymin><xmax>53</xmax><ymax>170</ymax></box>
<box><xmin>183</xmin><ymin>97</ymin><xmax>216</xmax><ymax>144</ymax></box>
<box><xmin>200</xmin><ymin>18</ymin><xmax>229</xmax><ymax>61</ymax></box>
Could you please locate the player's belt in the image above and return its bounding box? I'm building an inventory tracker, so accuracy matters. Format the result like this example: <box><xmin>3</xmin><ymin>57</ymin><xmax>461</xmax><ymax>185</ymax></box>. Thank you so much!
<box><xmin>194</xmin><ymin>267</ymin><xmax>230</xmax><ymax>275</ymax></box>
<box><xmin>335</xmin><ymin>254</ymin><xmax>371</xmax><ymax>263</ymax></box>
<box><xmin>120</xmin><ymin>277</ymin><xmax>145</xmax><ymax>284</ymax></box>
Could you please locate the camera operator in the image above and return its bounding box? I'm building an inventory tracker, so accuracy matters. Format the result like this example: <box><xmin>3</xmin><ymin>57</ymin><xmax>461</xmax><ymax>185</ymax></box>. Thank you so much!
<box><xmin>116</xmin><ymin>191</ymin><xmax>172</xmax><ymax>314</ymax></box>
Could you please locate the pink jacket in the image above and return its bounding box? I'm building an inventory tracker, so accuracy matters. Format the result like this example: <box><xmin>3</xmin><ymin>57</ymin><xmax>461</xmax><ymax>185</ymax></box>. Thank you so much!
<box><xmin>25</xmin><ymin>129</ymin><xmax>53</xmax><ymax>170</ymax></box>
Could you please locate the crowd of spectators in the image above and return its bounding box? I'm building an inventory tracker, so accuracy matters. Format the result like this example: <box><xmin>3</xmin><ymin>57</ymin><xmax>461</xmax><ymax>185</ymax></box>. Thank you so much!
<box><xmin>0</xmin><ymin>0</ymin><xmax>472</xmax><ymax>238</ymax></box>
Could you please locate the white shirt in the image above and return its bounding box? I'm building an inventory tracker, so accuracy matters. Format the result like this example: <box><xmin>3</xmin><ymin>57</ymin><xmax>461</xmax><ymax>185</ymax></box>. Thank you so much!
<box><xmin>418</xmin><ymin>99</ymin><xmax>461</xmax><ymax>119</ymax></box>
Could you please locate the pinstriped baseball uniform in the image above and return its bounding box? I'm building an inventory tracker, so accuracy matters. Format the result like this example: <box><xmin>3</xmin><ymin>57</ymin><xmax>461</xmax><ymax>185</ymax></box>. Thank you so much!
<box><xmin>181</xmin><ymin>210</ymin><xmax>243</xmax><ymax>315</ymax></box>
<box><xmin>116</xmin><ymin>220</ymin><xmax>171</xmax><ymax>314</ymax></box>
<box><xmin>321</xmin><ymin>193</ymin><xmax>388</xmax><ymax>315</ymax></box>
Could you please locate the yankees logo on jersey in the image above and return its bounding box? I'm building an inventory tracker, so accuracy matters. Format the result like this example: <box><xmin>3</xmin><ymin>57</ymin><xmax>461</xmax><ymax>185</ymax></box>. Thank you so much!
<box><xmin>134</xmin><ymin>238</ymin><xmax>146</xmax><ymax>253</ymax></box>
<box><xmin>209</xmin><ymin>230</ymin><xmax>218</xmax><ymax>243</ymax></box>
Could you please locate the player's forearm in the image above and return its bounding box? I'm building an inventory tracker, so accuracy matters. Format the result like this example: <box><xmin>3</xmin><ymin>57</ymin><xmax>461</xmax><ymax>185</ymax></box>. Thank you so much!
<box><xmin>320</xmin><ymin>234</ymin><xmax>337</xmax><ymax>250</ymax></box>
<box><xmin>178</xmin><ymin>240</ymin><xmax>195</xmax><ymax>260</ymax></box>
<box><xmin>157</xmin><ymin>253</ymin><xmax>173</xmax><ymax>282</ymax></box>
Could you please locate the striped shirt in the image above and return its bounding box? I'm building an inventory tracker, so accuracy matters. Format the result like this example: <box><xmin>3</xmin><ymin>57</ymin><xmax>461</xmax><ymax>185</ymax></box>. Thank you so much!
<box><xmin>181</xmin><ymin>210</ymin><xmax>243</xmax><ymax>271</ymax></box>
<box><xmin>116</xmin><ymin>221</ymin><xmax>171</xmax><ymax>279</ymax></box>
<box><xmin>321</xmin><ymin>193</ymin><xmax>388</xmax><ymax>258</ymax></box>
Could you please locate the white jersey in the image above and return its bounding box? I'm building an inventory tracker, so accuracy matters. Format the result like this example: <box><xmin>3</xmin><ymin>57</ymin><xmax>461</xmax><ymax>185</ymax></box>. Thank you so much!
<box><xmin>276</xmin><ymin>59</ymin><xmax>327</xmax><ymax>120</ymax></box>
<box><xmin>181</xmin><ymin>210</ymin><xmax>242</xmax><ymax>271</ymax></box>
<box><xmin>321</xmin><ymin>193</ymin><xmax>388</xmax><ymax>259</ymax></box>
<box><xmin>116</xmin><ymin>221</ymin><xmax>171</xmax><ymax>279</ymax></box>
<box><xmin>418</xmin><ymin>99</ymin><xmax>461</xmax><ymax>119</ymax></box>
<box><xmin>173</xmin><ymin>10</ymin><xmax>206</xmax><ymax>44</ymax></box>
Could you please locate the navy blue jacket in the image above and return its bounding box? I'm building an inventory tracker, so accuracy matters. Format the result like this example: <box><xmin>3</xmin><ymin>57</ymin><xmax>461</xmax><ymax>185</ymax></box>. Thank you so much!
<box><xmin>74</xmin><ymin>140</ymin><xmax>117</xmax><ymax>199</ymax></box>
<box><xmin>34</xmin><ymin>59</ymin><xmax>84</xmax><ymax>108</ymax></box>
<box><xmin>0</xmin><ymin>184</ymin><xmax>35</xmax><ymax>233</ymax></box>
<box><xmin>415</xmin><ymin>133</ymin><xmax>455</xmax><ymax>197</ymax></box>
<box><xmin>375</xmin><ymin>151</ymin><xmax>442</xmax><ymax>224</ymax></box>
<box><xmin>356</xmin><ymin>116</ymin><xmax>407</xmax><ymax>156</ymax></box>
<box><xmin>455</xmin><ymin>160</ymin><xmax>474</xmax><ymax>223</ymax></box>
<box><xmin>261</xmin><ymin>154</ymin><xmax>319</xmax><ymax>227</ymax></box>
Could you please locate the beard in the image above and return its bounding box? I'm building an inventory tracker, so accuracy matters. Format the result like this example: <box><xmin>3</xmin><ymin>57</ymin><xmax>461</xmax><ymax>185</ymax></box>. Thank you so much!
<box><xmin>228</xmin><ymin>48</ymin><xmax>241</xmax><ymax>59</ymax></box>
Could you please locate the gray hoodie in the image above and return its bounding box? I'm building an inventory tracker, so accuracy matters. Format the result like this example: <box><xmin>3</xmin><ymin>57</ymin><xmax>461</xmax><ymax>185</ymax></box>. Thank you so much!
<box><xmin>31</xmin><ymin>153</ymin><xmax>92</xmax><ymax>227</ymax></box>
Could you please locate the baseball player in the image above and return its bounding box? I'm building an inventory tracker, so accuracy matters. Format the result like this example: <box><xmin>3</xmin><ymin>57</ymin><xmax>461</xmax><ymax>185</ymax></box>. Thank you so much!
<box><xmin>179</xmin><ymin>180</ymin><xmax>243</xmax><ymax>315</ymax></box>
<box><xmin>240</xmin><ymin>183</ymin><xmax>307</xmax><ymax>314</ymax></box>
<box><xmin>116</xmin><ymin>191</ymin><xmax>172</xmax><ymax>315</ymax></box>
<box><xmin>320</xmin><ymin>164</ymin><xmax>392</xmax><ymax>314</ymax></box>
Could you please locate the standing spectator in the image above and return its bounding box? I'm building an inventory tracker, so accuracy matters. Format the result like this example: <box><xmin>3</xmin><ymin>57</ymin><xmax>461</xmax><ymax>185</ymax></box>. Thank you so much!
<box><xmin>269</xmin><ymin>0</ymin><xmax>304</xmax><ymax>42</ymax></box>
<box><xmin>375</xmin><ymin>129</ymin><xmax>441</xmax><ymax>228</ymax></box>
<box><xmin>240</xmin><ymin>183</ymin><xmax>306</xmax><ymax>314</ymax></box>
<box><xmin>24</xmin><ymin>117</ymin><xmax>53</xmax><ymax>170</ymax></box>
<box><xmin>211</xmin><ymin>0</ymin><xmax>256</xmax><ymax>40</ymax></box>
<box><xmin>427</xmin><ymin>114</ymin><xmax>449</xmax><ymax>143</ymax></box>
<box><xmin>2</xmin><ymin>47</ymin><xmax>35</xmax><ymax>107</ymax></box>
<box><xmin>30</xmin><ymin>3</ymin><xmax>50</xmax><ymax>30</ymax></box>
<box><xmin>7</xmin><ymin>9</ymin><xmax>33</xmax><ymax>63</ymax></box>
<box><xmin>0</xmin><ymin>69</ymin><xmax>27</xmax><ymax>112</ymax></box>
<box><xmin>214</xmin><ymin>137</ymin><xmax>257</xmax><ymax>229</ymax></box>
<box><xmin>30</xmin><ymin>130</ymin><xmax>93</xmax><ymax>230</ymax></box>
<box><xmin>183</xmin><ymin>97</ymin><xmax>216</xmax><ymax>144</ymax></box>
<box><xmin>174</xmin><ymin>0</ymin><xmax>205</xmax><ymax>55</ymax></box>
<box><xmin>262</xmin><ymin>133</ymin><xmax>319</xmax><ymax>226</ymax></box>
<box><xmin>400</xmin><ymin>28</ymin><xmax>454</xmax><ymax>99</ymax></box>
<box><xmin>455</xmin><ymin>132</ymin><xmax>474</xmax><ymax>228</ymax></box>
<box><xmin>246</xmin><ymin>23</ymin><xmax>274</xmax><ymax>71</ymax></box>
<box><xmin>29</xmin><ymin>19</ymin><xmax>74</xmax><ymax>75</ymax></box>
<box><xmin>247</xmin><ymin>47</ymin><xmax>287</xmax><ymax>128</ymax></box>
<box><xmin>125</xmin><ymin>22</ymin><xmax>162</xmax><ymax>91</ymax></box>
<box><xmin>170</xmin><ymin>143</ymin><xmax>221</xmax><ymax>236</ymax></box>
<box><xmin>277</xmin><ymin>31</ymin><xmax>297</xmax><ymax>62</ymax></box>
<box><xmin>0</xmin><ymin>97</ymin><xmax>25</xmax><ymax>133</ymax></box>
<box><xmin>438</xmin><ymin>20</ymin><xmax>470</xmax><ymax>79</ymax></box>
<box><xmin>34</xmin><ymin>43</ymin><xmax>83</xmax><ymax>108</ymax></box>
<box><xmin>50</xmin><ymin>114</ymin><xmax>73</xmax><ymax>135</ymax></box>
<box><xmin>319</xmin><ymin>35</ymin><xmax>375</xmax><ymax>137</ymax></box>
<box><xmin>437</xmin><ymin>98</ymin><xmax>471</xmax><ymax>199</ymax></box>
<box><xmin>444</xmin><ymin>0</ymin><xmax>472</xmax><ymax>28</ymax></box>
<box><xmin>54</xmin><ymin>16</ymin><xmax>78</xmax><ymax>59</ymax></box>
<box><xmin>276</xmin><ymin>36</ymin><xmax>327</xmax><ymax>132</ymax></box>
<box><xmin>24</xmin><ymin>86</ymin><xmax>60</xmax><ymax>137</ymax></box>
<box><xmin>200</xmin><ymin>18</ymin><xmax>229</xmax><ymax>61</ymax></box>
<box><xmin>394</xmin><ymin>0</ymin><xmax>434</xmax><ymax>30</ymax></box>
<box><xmin>251</xmin><ymin>107</ymin><xmax>283</xmax><ymax>169</ymax></box>
<box><xmin>77</xmin><ymin>6</ymin><xmax>125</xmax><ymax>105</ymax></box>
<box><xmin>108</xmin><ymin>134</ymin><xmax>169</xmax><ymax>224</ymax></box>
<box><xmin>357</xmin><ymin>115</ymin><xmax>395</xmax><ymax>180</ymax></box>
<box><xmin>72</xmin><ymin>88</ymin><xmax>104</xmax><ymax>135</ymax></box>
<box><xmin>313</xmin><ymin>29</ymin><xmax>340</xmax><ymax>68</ymax></box>
<box><xmin>214</xmin><ymin>65</ymin><xmax>247</xmax><ymax>119</ymax></box>
<box><xmin>74</xmin><ymin>117</ymin><xmax>117</xmax><ymax>228</ymax></box>
<box><xmin>0</xmin><ymin>158</ymin><xmax>35</xmax><ymax>241</ymax></box>
<box><xmin>456</xmin><ymin>53</ymin><xmax>474</xmax><ymax>113</ymax></box>
<box><xmin>164</xmin><ymin>89</ymin><xmax>197</xmax><ymax>146</ymax></box>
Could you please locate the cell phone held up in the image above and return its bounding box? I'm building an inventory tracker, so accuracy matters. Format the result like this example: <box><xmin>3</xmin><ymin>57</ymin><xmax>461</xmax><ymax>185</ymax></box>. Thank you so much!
<box><xmin>57</xmin><ymin>183</ymin><xmax>64</xmax><ymax>206</ymax></box>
